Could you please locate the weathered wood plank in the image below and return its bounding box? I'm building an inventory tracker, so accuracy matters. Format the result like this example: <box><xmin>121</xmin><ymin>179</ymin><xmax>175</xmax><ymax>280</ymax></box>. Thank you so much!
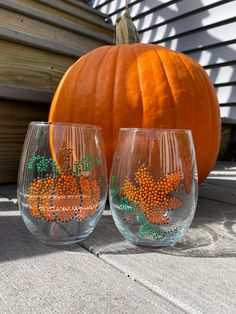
<box><xmin>64</xmin><ymin>0</ymin><xmax>107</xmax><ymax>18</ymax></box>
<box><xmin>0</xmin><ymin>9</ymin><xmax>111</xmax><ymax>53</ymax></box>
<box><xmin>37</xmin><ymin>0</ymin><xmax>110</xmax><ymax>28</ymax></box>
<box><xmin>9</xmin><ymin>0</ymin><xmax>113</xmax><ymax>36</ymax></box>
<box><xmin>0</xmin><ymin>100</ymin><xmax>49</xmax><ymax>183</ymax></box>
<box><xmin>0</xmin><ymin>39</ymin><xmax>75</xmax><ymax>91</ymax></box>
<box><xmin>0</xmin><ymin>27</ymin><xmax>85</xmax><ymax>58</ymax></box>
<box><xmin>0</xmin><ymin>84</ymin><xmax>52</xmax><ymax>103</ymax></box>
<box><xmin>0</xmin><ymin>202</ymin><xmax>183</xmax><ymax>314</ymax></box>
<box><xmin>0</xmin><ymin>0</ymin><xmax>112</xmax><ymax>185</ymax></box>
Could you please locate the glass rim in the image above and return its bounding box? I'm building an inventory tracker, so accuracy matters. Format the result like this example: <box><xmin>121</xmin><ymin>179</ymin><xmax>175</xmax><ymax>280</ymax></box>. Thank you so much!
<box><xmin>29</xmin><ymin>121</ymin><xmax>102</xmax><ymax>129</ymax></box>
<box><xmin>120</xmin><ymin>128</ymin><xmax>192</xmax><ymax>133</ymax></box>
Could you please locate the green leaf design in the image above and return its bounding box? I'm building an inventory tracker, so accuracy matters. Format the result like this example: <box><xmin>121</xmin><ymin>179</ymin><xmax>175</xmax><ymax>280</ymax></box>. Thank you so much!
<box><xmin>75</xmin><ymin>155</ymin><xmax>100</xmax><ymax>175</ymax></box>
<box><xmin>28</xmin><ymin>155</ymin><xmax>60</xmax><ymax>174</ymax></box>
<box><xmin>139</xmin><ymin>224</ymin><xmax>178</xmax><ymax>240</ymax></box>
<box><xmin>137</xmin><ymin>212</ymin><xmax>146</xmax><ymax>225</ymax></box>
<box><xmin>120</xmin><ymin>196</ymin><xmax>137</xmax><ymax>213</ymax></box>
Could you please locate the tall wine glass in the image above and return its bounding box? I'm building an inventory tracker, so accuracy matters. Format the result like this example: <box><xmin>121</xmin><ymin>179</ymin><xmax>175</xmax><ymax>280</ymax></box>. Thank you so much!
<box><xmin>18</xmin><ymin>122</ymin><xmax>107</xmax><ymax>245</ymax></box>
<box><xmin>109</xmin><ymin>128</ymin><xmax>198</xmax><ymax>247</ymax></box>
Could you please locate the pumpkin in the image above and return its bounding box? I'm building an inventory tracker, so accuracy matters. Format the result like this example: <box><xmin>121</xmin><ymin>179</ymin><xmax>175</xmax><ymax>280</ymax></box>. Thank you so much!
<box><xmin>27</xmin><ymin>149</ymin><xmax>100</xmax><ymax>222</ymax></box>
<box><xmin>49</xmin><ymin>8</ymin><xmax>221</xmax><ymax>184</ymax></box>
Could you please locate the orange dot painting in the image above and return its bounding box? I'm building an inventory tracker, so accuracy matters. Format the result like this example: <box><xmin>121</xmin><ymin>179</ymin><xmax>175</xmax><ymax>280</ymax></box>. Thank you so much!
<box><xmin>27</xmin><ymin>148</ymin><xmax>100</xmax><ymax>222</ymax></box>
<box><xmin>122</xmin><ymin>166</ymin><xmax>183</xmax><ymax>225</ymax></box>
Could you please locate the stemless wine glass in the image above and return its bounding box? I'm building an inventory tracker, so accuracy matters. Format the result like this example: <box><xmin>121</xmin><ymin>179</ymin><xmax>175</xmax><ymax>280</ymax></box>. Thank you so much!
<box><xmin>18</xmin><ymin>122</ymin><xmax>107</xmax><ymax>245</ymax></box>
<box><xmin>109</xmin><ymin>128</ymin><xmax>198</xmax><ymax>247</ymax></box>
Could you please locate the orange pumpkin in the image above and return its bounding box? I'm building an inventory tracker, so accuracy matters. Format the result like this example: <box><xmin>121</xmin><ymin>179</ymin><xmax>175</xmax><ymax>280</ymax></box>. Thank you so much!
<box><xmin>49</xmin><ymin>13</ymin><xmax>220</xmax><ymax>184</ymax></box>
<box><xmin>28</xmin><ymin>173</ymin><xmax>100</xmax><ymax>222</ymax></box>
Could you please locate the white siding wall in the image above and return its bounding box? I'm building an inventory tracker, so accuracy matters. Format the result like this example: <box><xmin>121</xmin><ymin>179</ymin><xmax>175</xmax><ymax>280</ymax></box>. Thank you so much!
<box><xmin>90</xmin><ymin>0</ymin><xmax>236</xmax><ymax>122</ymax></box>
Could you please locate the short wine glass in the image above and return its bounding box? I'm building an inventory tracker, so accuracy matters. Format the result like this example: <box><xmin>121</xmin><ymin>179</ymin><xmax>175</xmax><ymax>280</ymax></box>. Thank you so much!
<box><xmin>109</xmin><ymin>128</ymin><xmax>198</xmax><ymax>247</ymax></box>
<box><xmin>18</xmin><ymin>122</ymin><xmax>107</xmax><ymax>245</ymax></box>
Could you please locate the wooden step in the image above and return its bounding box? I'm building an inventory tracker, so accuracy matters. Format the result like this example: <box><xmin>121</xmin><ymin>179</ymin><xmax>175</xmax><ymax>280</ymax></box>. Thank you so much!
<box><xmin>0</xmin><ymin>0</ymin><xmax>114</xmax><ymax>38</ymax></box>
<box><xmin>0</xmin><ymin>37</ymin><xmax>72</xmax><ymax>183</ymax></box>
<box><xmin>0</xmin><ymin>0</ymin><xmax>114</xmax><ymax>183</ymax></box>
<box><xmin>44</xmin><ymin>0</ymin><xmax>109</xmax><ymax>20</ymax></box>
<box><xmin>9</xmin><ymin>0</ymin><xmax>114</xmax><ymax>36</ymax></box>
<box><xmin>0</xmin><ymin>9</ymin><xmax>112</xmax><ymax>54</ymax></box>
<box><xmin>63</xmin><ymin>0</ymin><xmax>108</xmax><ymax>19</ymax></box>
<box><xmin>0</xmin><ymin>39</ymin><xmax>77</xmax><ymax>91</ymax></box>
<box><xmin>0</xmin><ymin>99</ymin><xmax>49</xmax><ymax>183</ymax></box>
<box><xmin>0</xmin><ymin>85</ymin><xmax>52</xmax><ymax>104</ymax></box>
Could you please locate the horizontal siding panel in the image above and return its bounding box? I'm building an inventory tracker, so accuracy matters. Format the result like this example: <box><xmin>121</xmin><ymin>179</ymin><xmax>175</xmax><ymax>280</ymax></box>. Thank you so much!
<box><xmin>92</xmin><ymin>0</ymin><xmax>138</xmax><ymax>12</ymax></box>
<box><xmin>135</xmin><ymin>0</ymin><xmax>225</xmax><ymax>32</ymax></box>
<box><xmin>156</xmin><ymin>22</ymin><xmax>236</xmax><ymax>51</ymax></box>
<box><xmin>142</xmin><ymin>2</ymin><xmax>236</xmax><ymax>43</ymax></box>
<box><xmin>206</xmin><ymin>64</ymin><xmax>236</xmax><ymax>85</ymax></box>
<box><xmin>93</xmin><ymin>0</ymin><xmax>216</xmax><ymax>18</ymax></box>
<box><xmin>216</xmin><ymin>85</ymin><xmax>236</xmax><ymax>104</ymax></box>
<box><xmin>93</xmin><ymin>0</ymin><xmax>227</xmax><ymax>25</ymax></box>
<box><xmin>187</xmin><ymin>43</ymin><xmax>236</xmax><ymax>66</ymax></box>
<box><xmin>102</xmin><ymin>0</ymin><xmax>174</xmax><ymax>19</ymax></box>
<box><xmin>220</xmin><ymin>107</ymin><xmax>236</xmax><ymax>121</ymax></box>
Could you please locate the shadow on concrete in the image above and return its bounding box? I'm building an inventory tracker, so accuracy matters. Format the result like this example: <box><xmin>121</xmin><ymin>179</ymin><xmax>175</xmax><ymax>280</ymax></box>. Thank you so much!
<box><xmin>82</xmin><ymin>181</ymin><xmax>236</xmax><ymax>258</ymax></box>
<box><xmin>0</xmin><ymin>193</ymin><xmax>86</xmax><ymax>263</ymax></box>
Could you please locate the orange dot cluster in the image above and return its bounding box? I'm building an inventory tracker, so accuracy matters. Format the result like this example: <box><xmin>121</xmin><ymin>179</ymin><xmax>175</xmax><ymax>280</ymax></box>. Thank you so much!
<box><xmin>77</xmin><ymin>176</ymin><xmax>100</xmax><ymax>220</ymax></box>
<box><xmin>60</xmin><ymin>147</ymin><xmax>73</xmax><ymax>174</ymax></box>
<box><xmin>27</xmin><ymin>174</ymin><xmax>100</xmax><ymax>222</ymax></box>
<box><xmin>122</xmin><ymin>166</ymin><xmax>182</xmax><ymax>225</ymax></box>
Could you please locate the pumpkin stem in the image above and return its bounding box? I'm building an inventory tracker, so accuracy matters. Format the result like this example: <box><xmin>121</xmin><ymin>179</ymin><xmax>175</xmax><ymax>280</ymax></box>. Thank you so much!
<box><xmin>115</xmin><ymin>1</ymin><xmax>140</xmax><ymax>45</ymax></box>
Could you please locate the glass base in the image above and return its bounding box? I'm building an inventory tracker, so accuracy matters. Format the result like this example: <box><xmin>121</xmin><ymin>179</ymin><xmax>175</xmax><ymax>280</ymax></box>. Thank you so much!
<box><xmin>31</xmin><ymin>232</ymin><xmax>90</xmax><ymax>245</ymax></box>
<box><xmin>132</xmin><ymin>240</ymin><xmax>177</xmax><ymax>248</ymax></box>
<box><xmin>122</xmin><ymin>234</ymin><xmax>180</xmax><ymax>248</ymax></box>
<box><xmin>111</xmin><ymin>210</ymin><xmax>190</xmax><ymax>248</ymax></box>
<box><xmin>20</xmin><ymin>203</ymin><xmax>104</xmax><ymax>246</ymax></box>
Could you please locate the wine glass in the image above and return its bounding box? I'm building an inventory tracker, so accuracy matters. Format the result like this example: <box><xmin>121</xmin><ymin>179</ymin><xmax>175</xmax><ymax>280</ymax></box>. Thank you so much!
<box><xmin>109</xmin><ymin>128</ymin><xmax>198</xmax><ymax>247</ymax></box>
<box><xmin>18</xmin><ymin>122</ymin><xmax>107</xmax><ymax>245</ymax></box>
